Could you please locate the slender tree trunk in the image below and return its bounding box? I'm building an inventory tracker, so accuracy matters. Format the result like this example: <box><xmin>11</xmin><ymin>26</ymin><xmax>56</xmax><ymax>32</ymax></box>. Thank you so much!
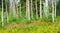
<box><xmin>40</xmin><ymin>0</ymin><xmax>42</xmax><ymax>18</ymax></box>
<box><xmin>15</xmin><ymin>0</ymin><xmax>18</xmax><ymax>18</ymax></box>
<box><xmin>55</xmin><ymin>0</ymin><xmax>56</xmax><ymax>17</ymax></box>
<box><xmin>26</xmin><ymin>0</ymin><xmax>27</xmax><ymax>18</ymax></box>
<box><xmin>45</xmin><ymin>0</ymin><xmax>49</xmax><ymax>18</ymax></box>
<box><xmin>52</xmin><ymin>0</ymin><xmax>54</xmax><ymax>22</ymax></box>
<box><xmin>31</xmin><ymin>0</ymin><xmax>33</xmax><ymax>19</ymax></box>
<box><xmin>6</xmin><ymin>5</ymin><xmax>8</xmax><ymax>22</ymax></box>
<box><xmin>35</xmin><ymin>0</ymin><xmax>38</xmax><ymax>19</ymax></box>
<box><xmin>43</xmin><ymin>2</ymin><xmax>45</xmax><ymax>17</ymax></box>
<box><xmin>13</xmin><ymin>0</ymin><xmax>18</xmax><ymax>18</ymax></box>
<box><xmin>5</xmin><ymin>0</ymin><xmax>9</xmax><ymax>22</ymax></box>
<box><xmin>2</xmin><ymin>0</ymin><xmax>4</xmax><ymax>27</ymax></box>
<box><xmin>13</xmin><ymin>0</ymin><xmax>16</xmax><ymax>18</ymax></box>
<box><xmin>26</xmin><ymin>0</ymin><xmax>30</xmax><ymax>20</ymax></box>
<box><xmin>20</xmin><ymin>0</ymin><xmax>21</xmax><ymax>17</ymax></box>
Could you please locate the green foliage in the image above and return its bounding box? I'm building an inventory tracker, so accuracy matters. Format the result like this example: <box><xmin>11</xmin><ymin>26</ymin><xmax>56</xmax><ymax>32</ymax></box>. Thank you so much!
<box><xmin>0</xmin><ymin>24</ymin><xmax>60</xmax><ymax>33</ymax></box>
<box><xmin>57</xmin><ymin>0</ymin><xmax>60</xmax><ymax>16</ymax></box>
<box><xmin>9</xmin><ymin>18</ymin><xmax>17</xmax><ymax>22</ymax></box>
<box><xmin>55</xmin><ymin>16</ymin><xmax>60</xmax><ymax>21</ymax></box>
<box><xmin>47</xmin><ymin>14</ymin><xmax>52</xmax><ymax>22</ymax></box>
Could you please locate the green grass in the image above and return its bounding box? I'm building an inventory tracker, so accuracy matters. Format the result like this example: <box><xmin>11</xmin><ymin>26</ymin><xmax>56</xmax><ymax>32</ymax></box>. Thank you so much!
<box><xmin>0</xmin><ymin>24</ymin><xmax>60</xmax><ymax>33</ymax></box>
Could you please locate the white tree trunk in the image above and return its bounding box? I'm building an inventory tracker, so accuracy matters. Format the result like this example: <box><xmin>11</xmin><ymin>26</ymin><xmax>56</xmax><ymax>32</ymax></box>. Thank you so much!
<box><xmin>45</xmin><ymin>0</ymin><xmax>49</xmax><ymax>18</ymax></box>
<box><xmin>31</xmin><ymin>0</ymin><xmax>33</xmax><ymax>19</ymax></box>
<box><xmin>13</xmin><ymin>0</ymin><xmax>16</xmax><ymax>18</ymax></box>
<box><xmin>20</xmin><ymin>0</ymin><xmax>21</xmax><ymax>17</ymax></box>
<box><xmin>5</xmin><ymin>0</ymin><xmax>9</xmax><ymax>22</ymax></box>
<box><xmin>12</xmin><ymin>0</ymin><xmax>18</xmax><ymax>18</ymax></box>
<box><xmin>26</xmin><ymin>0</ymin><xmax>27</xmax><ymax>18</ymax></box>
<box><xmin>52</xmin><ymin>0</ymin><xmax>54</xmax><ymax>22</ymax></box>
<box><xmin>2</xmin><ymin>0</ymin><xmax>4</xmax><ymax>27</ymax></box>
<box><xmin>35</xmin><ymin>0</ymin><xmax>38</xmax><ymax>19</ymax></box>
<box><xmin>55</xmin><ymin>0</ymin><xmax>56</xmax><ymax>17</ymax></box>
<box><xmin>26</xmin><ymin>0</ymin><xmax>30</xmax><ymax>20</ymax></box>
<box><xmin>15</xmin><ymin>0</ymin><xmax>18</xmax><ymax>18</ymax></box>
<box><xmin>40</xmin><ymin>0</ymin><xmax>42</xmax><ymax>18</ymax></box>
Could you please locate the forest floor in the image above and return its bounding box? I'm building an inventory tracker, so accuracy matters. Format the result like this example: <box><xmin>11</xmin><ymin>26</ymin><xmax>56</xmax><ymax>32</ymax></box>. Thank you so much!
<box><xmin>5</xmin><ymin>20</ymin><xmax>60</xmax><ymax>28</ymax></box>
<box><xmin>0</xmin><ymin>20</ymin><xmax>59</xmax><ymax>33</ymax></box>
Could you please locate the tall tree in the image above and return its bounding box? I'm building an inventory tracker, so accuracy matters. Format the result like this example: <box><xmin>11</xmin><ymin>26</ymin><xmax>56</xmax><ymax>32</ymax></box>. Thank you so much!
<box><xmin>52</xmin><ymin>0</ymin><xmax>54</xmax><ymax>22</ymax></box>
<box><xmin>12</xmin><ymin>0</ymin><xmax>16</xmax><ymax>18</ymax></box>
<box><xmin>54</xmin><ymin>0</ymin><xmax>56</xmax><ymax>17</ymax></box>
<box><xmin>12</xmin><ymin>0</ymin><xmax>18</xmax><ymax>18</ymax></box>
<box><xmin>15</xmin><ymin>0</ymin><xmax>18</xmax><ymax>18</ymax></box>
<box><xmin>2</xmin><ymin>0</ymin><xmax>4</xmax><ymax>27</ymax></box>
<box><xmin>5</xmin><ymin>0</ymin><xmax>9</xmax><ymax>22</ymax></box>
<box><xmin>40</xmin><ymin>0</ymin><xmax>42</xmax><ymax>18</ymax></box>
<box><xmin>35</xmin><ymin>0</ymin><xmax>38</xmax><ymax>19</ymax></box>
<box><xmin>20</xmin><ymin>0</ymin><xmax>21</xmax><ymax>16</ymax></box>
<box><xmin>26</xmin><ymin>0</ymin><xmax>30</xmax><ymax>20</ymax></box>
<box><xmin>44</xmin><ymin>0</ymin><xmax>49</xmax><ymax>18</ymax></box>
<box><xmin>31</xmin><ymin>0</ymin><xmax>33</xmax><ymax>19</ymax></box>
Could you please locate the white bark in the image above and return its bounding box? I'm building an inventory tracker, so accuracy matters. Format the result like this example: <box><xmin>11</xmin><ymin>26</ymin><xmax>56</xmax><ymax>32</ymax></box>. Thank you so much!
<box><xmin>35</xmin><ymin>0</ymin><xmax>38</xmax><ymax>19</ymax></box>
<box><xmin>44</xmin><ymin>0</ymin><xmax>49</xmax><ymax>18</ymax></box>
<box><xmin>45</xmin><ymin>0</ymin><xmax>48</xmax><ymax>6</ymax></box>
<box><xmin>5</xmin><ymin>0</ymin><xmax>9</xmax><ymax>22</ymax></box>
<box><xmin>26</xmin><ymin>0</ymin><xmax>30</xmax><ymax>20</ymax></box>
<box><xmin>55</xmin><ymin>0</ymin><xmax>56</xmax><ymax>17</ymax></box>
<box><xmin>12</xmin><ymin>0</ymin><xmax>18</xmax><ymax>18</ymax></box>
<box><xmin>31</xmin><ymin>0</ymin><xmax>33</xmax><ymax>19</ymax></box>
<box><xmin>52</xmin><ymin>0</ymin><xmax>54</xmax><ymax>22</ymax></box>
<box><xmin>13</xmin><ymin>0</ymin><xmax>16</xmax><ymax>17</ymax></box>
<box><xmin>26</xmin><ymin>0</ymin><xmax>27</xmax><ymax>18</ymax></box>
<box><xmin>40</xmin><ymin>0</ymin><xmax>42</xmax><ymax>18</ymax></box>
<box><xmin>20</xmin><ymin>0</ymin><xmax>21</xmax><ymax>16</ymax></box>
<box><xmin>2</xmin><ymin>0</ymin><xmax>4</xmax><ymax>27</ymax></box>
<box><xmin>15</xmin><ymin>0</ymin><xmax>18</xmax><ymax>18</ymax></box>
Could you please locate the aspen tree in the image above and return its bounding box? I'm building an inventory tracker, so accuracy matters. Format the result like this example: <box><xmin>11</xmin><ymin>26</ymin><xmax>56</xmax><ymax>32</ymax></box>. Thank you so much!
<box><xmin>31</xmin><ymin>0</ymin><xmax>33</xmax><ymax>19</ymax></box>
<box><xmin>5</xmin><ymin>0</ymin><xmax>9</xmax><ymax>22</ymax></box>
<box><xmin>26</xmin><ymin>0</ymin><xmax>30</xmax><ymax>20</ymax></box>
<box><xmin>15</xmin><ymin>0</ymin><xmax>18</xmax><ymax>18</ymax></box>
<box><xmin>13</xmin><ymin>0</ymin><xmax>16</xmax><ymax>18</ymax></box>
<box><xmin>55</xmin><ymin>0</ymin><xmax>56</xmax><ymax>17</ymax></box>
<box><xmin>12</xmin><ymin>0</ymin><xmax>18</xmax><ymax>18</ymax></box>
<box><xmin>2</xmin><ymin>0</ymin><xmax>4</xmax><ymax>27</ymax></box>
<box><xmin>40</xmin><ymin>0</ymin><xmax>42</xmax><ymax>18</ymax></box>
<box><xmin>20</xmin><ymin>0</ymin><xmax>21</xmax><ymax>16</ymax></box>
<box><xmin>52</xmin><ymin>0</ymin><xmax>54</xmax><ymax>22</ymax></box>
<box><xmin>45</xmin><ymin>0</ymin><xmax>49</xmax><ymax>18</ymax></box>
<box><xmin>35</xmin><ymin>0</ymin><xmax>38</xmax><ymax>19</ymax></box>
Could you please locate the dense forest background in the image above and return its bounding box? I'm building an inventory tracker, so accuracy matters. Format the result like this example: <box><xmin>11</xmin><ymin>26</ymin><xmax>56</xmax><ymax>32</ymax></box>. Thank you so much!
<box><xmin>0</xmin><ymin>0</ymin><xmax>60</xmax><ymax>26</ymax></box>
<box><xmin>0</xmin><ymin>0</ymin><xmax>60</xmax><ymax>33</ymax></box>
<box><xmin>57</xmin><ymin>0</ymin><xmax>60</xmax><ymax>16</ymax></box>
